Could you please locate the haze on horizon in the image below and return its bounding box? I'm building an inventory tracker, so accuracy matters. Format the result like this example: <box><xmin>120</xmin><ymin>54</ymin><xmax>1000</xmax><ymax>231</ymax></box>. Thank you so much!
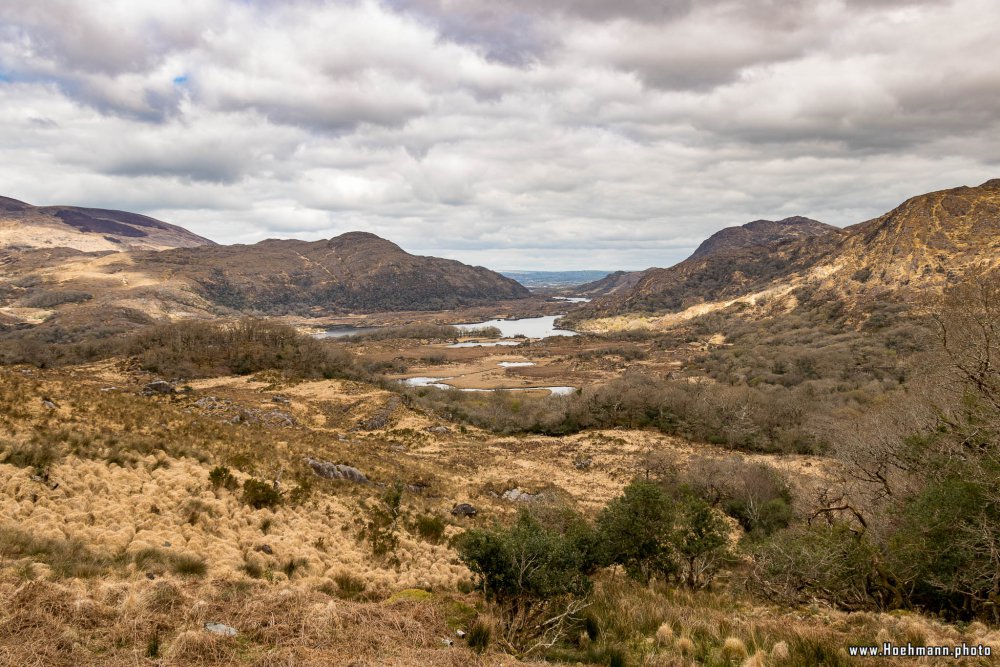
<box><xmin>1</xmin><ymin>0</ymin><xmax>998</xmax><ymax>271</ymax></box>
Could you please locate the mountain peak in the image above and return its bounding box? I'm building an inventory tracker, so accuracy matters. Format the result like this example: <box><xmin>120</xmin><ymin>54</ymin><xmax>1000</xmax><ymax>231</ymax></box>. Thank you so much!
<box><xmin>690</xmin><ymin>216</ymin><xmax>834</xmax><ymax>261</ymax></box>
<box><xmin>0</xmin><ymin>197</ymin><xmax>214</xmax><ymax>252</ymax></box>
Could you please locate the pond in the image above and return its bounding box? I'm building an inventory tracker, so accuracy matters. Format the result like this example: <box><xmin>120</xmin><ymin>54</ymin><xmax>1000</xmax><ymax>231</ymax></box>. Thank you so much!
<box><xmin>453</xmin><ymin>315</ymin><xmax>577</xmax><ymax>339</ymax></box>
<box><xmin>313</xmin><ymin>325</ymin><xmax>381</xmax><ymax>339</ymax></box>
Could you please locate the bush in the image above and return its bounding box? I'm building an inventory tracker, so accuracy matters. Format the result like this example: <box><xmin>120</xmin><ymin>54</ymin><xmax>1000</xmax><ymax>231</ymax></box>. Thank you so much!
<box><xmin>596</xmin><ymin>480</ymin><xmax>678</xmax><ymax>584</ymax></box>
<box><xmin>456</xmin><ymin>510</ymin><xmax>598</xmax><ymax>650</ymax></box>
<box><xmin>130</xmin><ymin>317</ymin><xmax>356</xmax><ymax>380</ymax></box>
<box><xmin>242</xmin><ymin>478</ymin><xmax>282</xmax><ymax>509</ymax></box>
<box><xmin>458</xmin><ymin>511</ymin><xmax>597</xmax><ymax>606</ymax></box>
<box><xmin>466</xmin><ymin>619</ymin><xmax>491</xmax><ymax>653</ymax></box>
<box><xmin>411</xmin><ymin>513</ymin><xmax>447</xmax><ymax>544</ymax></box>
<box><xmin>749</xmin><ymin>523</ymin><xmax>882</xmax><ymax>611</ymax></box>
<box><xmin>361</xmin><ymin>483</ymin><xmax>403</xmax><ymax>560</ymax></box>
<box><xmin>208</xmin><ymin>465</ymin><xmax>239</xmax><ymax>491</ymax></box>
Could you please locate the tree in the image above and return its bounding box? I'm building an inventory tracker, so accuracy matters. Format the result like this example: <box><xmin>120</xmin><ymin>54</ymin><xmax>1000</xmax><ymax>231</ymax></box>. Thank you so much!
<box><xmin>597</xmin><ymin>479</ymin><xmax>678</xmax><ymax>584</ymax></box>
<box><xmin>455</xmin><ymin>511</ymin><xmax>597</xmax><ymax>652</ymax></box>
<box><xmin>676</xmin><ymin>496</ymin><xmax>729</xmax><ymax>588</ymax></box>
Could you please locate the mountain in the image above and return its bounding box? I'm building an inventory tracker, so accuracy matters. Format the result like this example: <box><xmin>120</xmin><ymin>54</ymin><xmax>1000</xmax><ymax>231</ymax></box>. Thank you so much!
<box><xmin>0</xmin><ymin>230</ymin><xmax>530</xmax><ymax>331</ymax></box>
<box><xmin>575</xmin><ymin>270</ymin><xmax>647</xmax><ymax>297</ymax></box>
<box><xmin>0</xmin><ymin>197</ymin><xmax>215</xmax><ymax>252</ymax></box>
<box><xmin>812</xmin><ymin>178</ymin><xmax>1000</xmax><ymax>291</ymax></box>
<box><xmin>688</xmin><ymin>216</ymin><xmax>834</xmax><ymax>260</ymax></box>
<box><xmin>578</xmin><ymin>216</ymin><xmax>841</xmax><ymax>316</ymax></box>
<box><xmin>577</xmin><ymin>180</ymin><xmax>1000</xmax><ymax>323</ymax></box>
<box><xmin>138</xmin><ymin>232</ymin><xmax>530</xmax><ymax>314</ymax></box>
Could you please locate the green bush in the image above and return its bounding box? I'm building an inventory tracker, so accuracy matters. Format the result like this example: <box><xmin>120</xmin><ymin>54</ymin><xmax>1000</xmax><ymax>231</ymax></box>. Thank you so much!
<box><xmin>596</xmin><ymin>480</ymin><xmax>678</xmax><ymax>584</ymax></box>
<box><xmin>361</xmin><ymin>483</ymin><xmax>404</xmax><ymax>560</ymax></box>
<box><xmin>411</xmin><ymin>513</ymin><xmax>447</xmax><ymax>544</ymax></box>
<box><xmin>209</xmin><ymin>465</ymin><xmax>239</xmax><ymax>491</ymax></box>
<box><xmin>242</xmin><ymin>478</ymin><xmax>282</xmax><ymax>509</ymax></box>
<box><xmin>456</xmin><ymin>511</ymin><xmax>597</xmax><ymax>607</ymax></box>
<box><xmin>465</xmin><ymin>619</ymin><xmax>491</xmax><ymax>654</ymax></box>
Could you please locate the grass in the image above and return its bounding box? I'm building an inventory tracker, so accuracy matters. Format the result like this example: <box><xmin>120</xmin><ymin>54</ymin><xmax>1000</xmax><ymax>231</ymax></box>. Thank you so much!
<box><xmin>0</xmin><ymin>526</ymin><xmax>113</xmax><ymax>578</ymax></box>
<box><xmin>0</xmin><ymin>531</ymin><xmax>209</xmax><ymax>580</ymax></box>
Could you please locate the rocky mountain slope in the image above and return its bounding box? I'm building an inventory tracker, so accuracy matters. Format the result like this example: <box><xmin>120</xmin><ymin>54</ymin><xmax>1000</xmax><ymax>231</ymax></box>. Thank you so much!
<box><xmin>577</xmin><ymin>180</ymin><xmax>1000</xmax><ymax>322</ymax></box>
<box><xmin>578</xmin><ymin>216</ymin><xmax>841</xmax><ymax>316</ymax></box>
<box><xmin>0</xmin><ymin>229</ymin><xmax>530</xmax><ymax>333</ymax></box>
<box><xmin>0</xmin><ymin>196</ymin><xmax>215</xmax><ymax>252</ymax></box>
<box><xmin>575</xmin><ymin>269</ymin><xmax>646</xmax><ymax>297</ymax></box>
<box><xmin>139</xmin><ymin>232</ymin><xmax>530</xmax><ymax>314</ymax></box>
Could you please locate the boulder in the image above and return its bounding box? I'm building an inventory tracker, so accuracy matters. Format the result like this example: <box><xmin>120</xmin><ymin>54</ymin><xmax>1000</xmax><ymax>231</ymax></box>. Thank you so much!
<box><xmin>451</xmin><ymin>503</ymin><xmax>477</xmax><ymax>517</ymax></box>
<box><xmin>143</xmin><ymin>380</ymin><xmax>175</xmax><ymax>395</ymax></box>
<box><xmin>304</xmin><ymin>458</ymin><xmax>369</xmax><ymax>484</ymax></box>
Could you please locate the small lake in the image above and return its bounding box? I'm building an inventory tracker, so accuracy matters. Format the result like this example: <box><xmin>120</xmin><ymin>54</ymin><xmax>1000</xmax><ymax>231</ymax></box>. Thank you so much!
<box><xmin>314</xmin><ymin>325</ymin><xmax>381</xmax><ymax>339</ymax></box>
<box><xmin>400</xmin><ymin>376</ymin><xmax>575</xmax><ymax>396</ymax></box>
<box><xmin>454</xmin><ymin>315</ymin><xmax>577</xmax><ymax>339</ymax></box>
<box><xmin>553</xmin><ymin>296</ymin><xmax>591</xmax><ymax>303</ymax></box>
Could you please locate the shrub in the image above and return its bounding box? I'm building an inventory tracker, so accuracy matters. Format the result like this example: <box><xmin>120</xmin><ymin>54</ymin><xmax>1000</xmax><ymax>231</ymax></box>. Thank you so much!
<box><xmin>242</xmin><ymin>478</ymin><xmax>282</xmax><ymax>509</ymax></box>
<box><xmin>456</xmin><ymin>511</ymin><xmax>597</xmax><ymax>607</ymax></box>
<box><xmin>456</xmin><ymin>510</ymin><xmax>598</xmax><ymax>650</ymax></box>
<box><xmin>361</xmin><ymin>483</ymin><xmax>404</xmax><ymax>560</ymax></box>
<box><xmin>411</xmin><ymin>513</ymin><xmax>447</xmax><ymax>544</ymax></box>
<box><xmin>596</xmin><ymin>480</ymin><xmax>678</xmax><ymax>584</ymax></box>
<box><xmin>675</xmin><ymin>496</ymin><xmax>730</xmax><ymax>588</ymax></box>
<box><xmin>171</xmin><ymin>553</ymin><xmax>208</xmax><ymax>577</ymax></box>
<box><xmin>749</xmin><ymin>523</ymin><xmax>881</xmax><ymax>610</ymax></box>
<box><xmin>466</xmin><ymin>619</ymin><xmax>491</xmax><ymax>654</ymax></box>
<box><xmin>209</xmin><ymin>465</ymin><xmax>239</xmax><ymax>491</ymax></box>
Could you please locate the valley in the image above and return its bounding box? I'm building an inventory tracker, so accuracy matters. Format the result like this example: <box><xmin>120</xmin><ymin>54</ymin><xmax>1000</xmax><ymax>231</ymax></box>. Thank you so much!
<box><xmin>1</xmin><ymin>181</ymin><xmax>999</xmax><ymax>666</ymax></box>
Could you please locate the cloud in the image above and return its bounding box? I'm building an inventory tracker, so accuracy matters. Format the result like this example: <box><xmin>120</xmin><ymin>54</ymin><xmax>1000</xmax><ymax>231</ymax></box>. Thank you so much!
<box><xmin>0</xmin><ymin>0</ymin><xmax>997</xmax><ymax>269</ymax></box>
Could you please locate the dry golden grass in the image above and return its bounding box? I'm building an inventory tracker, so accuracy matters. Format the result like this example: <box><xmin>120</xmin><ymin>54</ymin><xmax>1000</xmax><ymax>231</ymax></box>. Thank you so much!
<box><xmin>0</xmin><ymin>574</ymin><xmax>538</xmax><ymax>666</ymax></box>
<box><xmin>1</xmin><ymin>364</ymin><xmax>997</xmax><ymax>666</ymax></box>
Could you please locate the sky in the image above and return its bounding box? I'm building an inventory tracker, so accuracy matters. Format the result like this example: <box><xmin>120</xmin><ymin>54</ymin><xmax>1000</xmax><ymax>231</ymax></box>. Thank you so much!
<box><xmin>1</xmin><ymin>0</ymin><xmax>998</xmax><ymax>271</ymax></box>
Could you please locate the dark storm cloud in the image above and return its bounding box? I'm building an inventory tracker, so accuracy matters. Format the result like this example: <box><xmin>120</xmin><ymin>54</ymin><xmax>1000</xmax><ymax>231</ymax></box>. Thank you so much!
<box><xmin>0</xmin><ymin>0</ymin><xmax>997</xmax><ymax>269</ymax></box>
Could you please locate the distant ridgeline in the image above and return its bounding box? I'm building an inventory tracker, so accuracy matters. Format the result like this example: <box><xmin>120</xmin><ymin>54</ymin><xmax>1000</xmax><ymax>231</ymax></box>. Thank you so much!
<box><xmin>501</xmin><ymin>270</ymin><xmax>614</xmax><ymax>288</ymax></box>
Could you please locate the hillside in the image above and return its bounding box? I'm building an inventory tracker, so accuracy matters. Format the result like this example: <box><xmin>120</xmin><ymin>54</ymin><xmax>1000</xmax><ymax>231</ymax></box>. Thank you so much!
<box><xmin>575</xmin><ymin>270</ymin><xmax>646</xmax><ymax>297</ymax></box>
<box><xmin>140</xmin><ymin>232</ymin><xmax>531</xmax><ymax>314</ymax></box>
<box><xmin>0</xmin><ymin>230</ymin><xmax>530</xmax><ymax>333</ymax></box>
<box><xmin>0</xmin><ymin>197</ymin><xmax>215</xmax><ymax>252</ymax></box>
<box><xmin>578</xmin><ymin>216</ymin><xmax>841</xmax><ymax>317</ymax></box>
<box><xmin>688</xmin><ymin>216</ymin><xmax>834</xmax><ymax>260</ymax></box>
<box><xmin>577</xmin><ymin>180</ymin><xmax>1000</xmax><ymax>323</ymax></box>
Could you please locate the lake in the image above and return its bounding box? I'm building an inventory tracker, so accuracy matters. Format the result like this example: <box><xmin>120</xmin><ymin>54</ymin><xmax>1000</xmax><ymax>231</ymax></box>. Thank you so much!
<box><xmin>453</xmin><ymin>315</ymin><xmax>577</xmax><ymax>339</ymax></box>
<box><xmin>313</xmin><ymin>325</ymin><xmax>381</xmax><ymax>338</ymax></box>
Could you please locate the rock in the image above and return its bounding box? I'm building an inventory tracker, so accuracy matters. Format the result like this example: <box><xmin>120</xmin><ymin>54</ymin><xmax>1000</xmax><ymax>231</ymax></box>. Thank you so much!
<box><xmin>451</xmin><ymin>503</ymin><xmax>477</xmax><ymax>517</ymax></box>
<box><xmin>356</xmin><ymin>397</ymin><xmax>401</xmax><ymax>430</ymax></box>
<box><xmin>304</xmin><ymin>458</ymin><xmax>369</xmax><ymax>484</ymax></box>
<box><xmin>441</xmin><ymin>638</ymin><xmax>454</xmax><ymax>647</ymax></box>
<box><xmin>455</xmin><ymin>629</ymin><xmax>466</xmax><ymax>638</ymax></box>
<box><xmin>502</xmin><ymin>488</ymin><xmax>541</xmax><ymax>503</ymax></box>
<box><xmin>272</xmin><ymin>395</ymin><xmax>291</xmax><ymax>404</ymax></box>
<box><xmin>204</xmin><ymin>622</ymin><xmax>237</xmax><ymax>637</ymax></box>
<box><xmin>425</xmin><ymin>425</ymin><xmax>450</xmax><ymax>434</ymax></box>
<box><xmin>41</xmin><ymin>398</ymin><xmax>58</xmax><ymax>410</ymax></box>
<box><xmin>146</xmin><ymin>573</ymin><xmax>156</xmax><ymax>580</ymax></box>
<box><xmin>143</xmin><ymin>380</ymin><xmax>175</xmax><ymax>395</ymax></box>
<box><xmin>255</xmin><ymin>544</ymin><xmax>273</xmax><ymax>555</ymax></box>
<box><xmin>573</xmin><ymin>457</ymin><xmax>593</xmax><ymax>470</ymax></box>
<box><xmin>261</xmin><ymin>411</ymin><xmax>295</xmax><ymax>427</ymax></box>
